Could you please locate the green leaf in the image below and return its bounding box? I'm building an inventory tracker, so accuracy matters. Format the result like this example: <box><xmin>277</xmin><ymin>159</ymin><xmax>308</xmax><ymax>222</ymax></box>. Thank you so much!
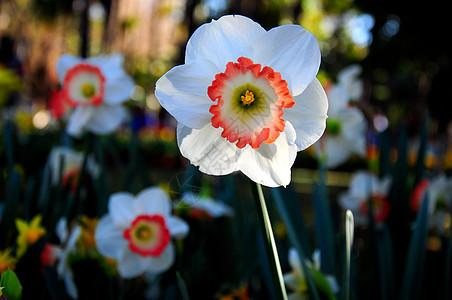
<box><xmin>0</xmin><ymin>268</ymin><xmax>22</xmax><ymax>300</ymax></box>
<box><xmin>400</xmin><ymin>192</ymin><xmax>429</xmax><ymax>300</ymax></box>
<box><xmin>311</xmin><ymin>267</ymin><xmax>337</xmax><ymax>300</ymax></box>
<box><xmin>313</xmin><ymin>163</ymin><xmax>337</xmax><ymax>277</ymax></box>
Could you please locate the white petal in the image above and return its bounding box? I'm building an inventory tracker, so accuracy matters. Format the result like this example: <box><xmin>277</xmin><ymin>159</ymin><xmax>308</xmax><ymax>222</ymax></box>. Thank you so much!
<box><xmin>155</xmin><ymin>59</ymin><xmax>219</xmax><ymax>129</ymax></box>
<box><xmin>66</xmin><ymin>106</ymin><xmax>94</xmax><ymax>137</ymax></box>
<box><xmin>285</xmin><ymin>78</ymin><xmax>328</xmax><ymax>151</ymax></box>
<box><xmin>327</xmin><ymin>85</ymin><xmax>349</xmax><ymax>114</ymax></box>
<box><xmin>250</xmin><ymin>24</ymin><xmax>321</xmax><ymax>96</ymax></box>
<box><xmin>95</xmin><ymin>216</ymin><xmax>128</xmax><ymax>259</ymax></box>
<box><xmin>185</xmin><ymin>15</ymin><xmax>266</xmax><ymax>67</ymax></box>
<box><xmin>288</xmin><ymin>248</ymin><xmax>304</xmax><ymax>276</ymax></box>
<box><xmin>348</xmin><ymin>171</ymin><xmax>379</xmax><ymax>199</ymax></box>
<box><xmin>284</xmin><ymin>273</ymin><xmax>302</xmax><ymax>292</ymax></box>
<box><xmin>134</xmin><ymin>187</ymin><xmax>171</xmax><ymax>217</ymax></box>
<box><xmin>63</xmin><ymin>270</ymin><xmax>78</xmax><ymax>299</ymax></box>
<box><xmin>194</xmin><ymin>199</ymin><xmax>234</xmax><ymax>217</ymax></box>
<box><xmin>339</xmin><ymin>108</ymin><xmax>367</xmax><ymax>156</ymax></box>
<box><xmin>88</xmin><ymin>54</ymin><xmax>134</xmax><ymax>105</ymax></box>
<box><xmin>145</xmin><ymin>243</ymin><xmax>175</xmax><ymax>274</ymax></box>
<box><xmin>56</xmin><ymin>54</ymin><xmax>82</xmax><ymax>84</ymax></box>
<box><xmin>237</xmin><ymin>122</ymin><xmax>298</xmax><ymax>187</ymax></box>
<box><xmin>116</xmin><ymin>249</ymin><xmax>148</xmax><ymax>278</ymax></box>
<box><xmin>48</xmin><ymin>147</ymin><xmax>83</xmax><ymax>185</ymax></box>
<box><xmin>108</xmin><ymin>192</ymin><xmax>136</xmax><ymax>228</ymax></box>
<box><xmin>177</xmin><ymin>123</ymin><xmax>239</xmax><ymax>176</ymax></box>
<box><xmin>84</xmin><ymin>105</ymin><xmax>126</xmax><ymax>135</ymax></box>
<box><xmin>321</xmin><ymin>136</ymin><xmax>353</xmax><ymax>168</ymax></box>
<box><xmin>166</xmin><ymin>216</ymin><xmax>189</xmax><ymax>239</ymax></box>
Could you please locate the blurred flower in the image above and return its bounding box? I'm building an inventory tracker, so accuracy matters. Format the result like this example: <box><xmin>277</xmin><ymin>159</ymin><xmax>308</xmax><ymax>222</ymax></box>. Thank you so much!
<box><xmin>95</xmin><ymin>187</ymin><xmax>189</xmax><ymax>278</ymax></box>
<box><xmin>15</xmin><ymin>215</ymin><xmax>46</xmax><ymax>258</ymax></box>
<box><xmin>177</xmin><ymin>192</ymin><xmax>234</xmax><ymax>220</ymax></box>
<box><xmin>47</xmin><ymin>146</ymin><xmax>99</xmax><ymax>191</ymax></box>
<box><xmin>0</xmin><ymin>249</ymin><xmax>16</xmax><ymax>274</ymax></box>
<box><xmin>339</xmin><ymin>171</ymin><xmax>392</xmax><ymax>226</ymax></box>
<box><xmin>155</xmin><ymin>15</ymin><xmax>328</xmax><ymax>187</ymax></box>
<box><xmin>55</xmin><ymin>218</ymin><xmax>82</xmax><ymax>299</ymax></box>
<box><xmin>55</xmin><ymin>53</ymin><xmax>134</xmax><ymax>137</ymax></box>
<box><xmin>284</xmin><ymin>248</ymin><xmax>339</xmax><ymax>300</ymax></box>
<box><xmin>411</xmin><ymin>175</ymin><xmax>452</xmax><ymax>235</ymax></box>
<box><xmin>314</xmin><ymin>65</ymin><xmax>367</xmax><ymax>168</ymax></box>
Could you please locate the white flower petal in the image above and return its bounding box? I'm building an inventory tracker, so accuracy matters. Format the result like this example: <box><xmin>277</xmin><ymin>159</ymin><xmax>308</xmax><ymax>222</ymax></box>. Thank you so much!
<box><xmin>166</xmin><ymin>216</ymin><xmax>189</xmax><ymax>239</ymax></box>
<box><xmin>284</xmin><ymin>273</ymin><xmax>302</xmax><ymax>292</ymax></box>
<box><xmin>177</xmin><ymin>123</ymin><xmax>239</xmax><ymax>176</ymax></box>
<box><xmin>155</xmin><ymin>59</ymin><xmax>219</xmax><ymax>129</ymax></box>
<box><xmin>285</xmin><ymin>78</ymin><xmax>328</xmax><ymax>151</ymax></box>
<box><xmin>116</xmin><ymin>249</ymin><xmax>148</xmax><ymax>278</ymax></box>
<box><xmin>185</xmin><ymin>15</ymin><xmax>266</xmax><ymax>67</ymax></box>
<box><xmin>88</xmin><ymin>54</ymin><xmax>134</xmax><ymax>105</ymax></box>
<box><xmin>237</xmin><ymin>122</ymin><xmax>297</xmax><ymax>187</ymax></box>
<box><xmin>288</xmin><ymin>248</ymin><xmax>304</xmax><ymax>276</ymax></box>
<box><xmin>134</xmin><ymin>187</ymin><xmax>172</xmax><ymax>217</ymax></box>
<box><xmin>48</xmin><ymin>147</ymin><xmax>83</xmax><ymax>185</ymax></box>
<box><xmin>320</xmin><ymin>136</ymin><xmax>353</xmax><ymax>168</ymax></box>
<box><xmin>56</xmin><ymin>54</ymin><xmax>82</xmax><ymax>84</ymax></box>
<box><xmin>84</xmin><ymin>105</ymin><xmax>126</xmax><ymax>135</ymax></box>
<box><xmin>66</xmin><ymin>106</ymin><xmax>94</xmax><ymax>137</ymax></box>
<box><xmin>250</xmin><ymin>24</ymin><xmax>321</xmax><ymax>96</ymax></box>
<box><xmin>108</xmin><ymin>192</ymin><xmax>136</xmax><ymax>228</ymax></box>
<box><xmin>327</xmin><ymin>85</ymin><xmax>349</xmax><ymax>114</ymax></box>
<box><xmin>95</xmin><ymin>216</ymin><xmax>128</xmax><ymax>259</ymax></box>
<box><xmin>146</xmin><ymin>243</ymin><xmax>175</xmax><ymax>274</ymax></box>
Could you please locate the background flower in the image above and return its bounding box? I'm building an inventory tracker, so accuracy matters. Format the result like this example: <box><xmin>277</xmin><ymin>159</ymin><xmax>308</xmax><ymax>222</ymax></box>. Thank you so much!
<box><xmin>339</xmin><ymin>171</ymin><xmax>392</xmax><ymax>226</ymax></box>
<box><xmin>314</xmin><ymin>65</ymin><xmax>367</xmax><ymax>168</ymax></box>
<box><xmin>94</xmin><ymin>187</ymin><xmax>189</xmax><ymax>278</ymax></box>
<box><xmin>55</xmin><ymin>53</ymin><xmax>134</xmax><ymax>137</ymax></box>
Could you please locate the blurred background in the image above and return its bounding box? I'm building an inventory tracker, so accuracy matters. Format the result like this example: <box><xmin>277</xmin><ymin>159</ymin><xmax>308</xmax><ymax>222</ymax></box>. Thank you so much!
<box><xmin>1</xmin><ymin>0</ymin><xmax>451</xmax><ymax>299</ymax></box>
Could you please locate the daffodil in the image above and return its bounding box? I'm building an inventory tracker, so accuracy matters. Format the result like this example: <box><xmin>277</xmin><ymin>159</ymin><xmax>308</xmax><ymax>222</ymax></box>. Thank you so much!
<box><xmin>411</xmin><ymin>175</ymin><xmax>452</xmax><ymax>235</ymax></box>
<box><xmin>339</xmin><ymin>171</ymin><xmax>392</xmax><ymax>226</ymax></box>
<box><xmin>177</xmin><ymin>192</ymin><xmax>234</xmax><ymax>219</ymax></box>
<box><xmin>56</xmin><ymin>53</ymin><xmax>134</xmax><ymax>137</ymax></box>
<box><xmin>314</xmin><ymin>65</ymin><xmax>367</xmax><ymax>168</ymax></box>
<box><xmin>284</xmin><ymin>248</ymin><xmax>339</xmax><ymax>300</ymax></box>
<box><xmin>155</xmin><ymin>15</ymin><xmax>328</xmax><ymax>187</ymax></box>
<box><xmin>15</xmin><ymin>215</ymin><xmax>46</xmax><ymax>258</ymax></box>
<box><xmin>47</xmin><ymin>146</ymin><xmax>99</xmax><ymax>191</ymax></box>
<box><xmin>95</xmin><ymin>187</ymin><xmax>189</xmax><ymax>278</ymax></box>
<box><xmin>0</xmin><ymin>249</ymin><xmax>16</xmax><ymax>274</ymax></box>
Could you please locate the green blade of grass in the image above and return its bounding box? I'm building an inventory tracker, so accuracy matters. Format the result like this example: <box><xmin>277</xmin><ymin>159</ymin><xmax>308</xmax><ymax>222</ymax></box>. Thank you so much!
<box><xmin>400</xmin><ymin>192</ymin><xmax>429</xmax><ymax>300</ymax></box>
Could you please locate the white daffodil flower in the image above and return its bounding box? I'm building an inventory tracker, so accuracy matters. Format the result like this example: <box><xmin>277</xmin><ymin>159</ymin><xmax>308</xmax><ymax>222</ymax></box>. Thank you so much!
<box><xmin>155</xmin><ymin>15</ymin><xmax>328</xmax><ymax>187</ymax></box>
<box><xmin>94</xmin><ymin>187</ymin><xmax>189</xmax><ymax>278</ymax></box>
<box><xmin>56</xmin><ymin>53</ymin><xmax>134</xmax><ymax>137</ymax></box>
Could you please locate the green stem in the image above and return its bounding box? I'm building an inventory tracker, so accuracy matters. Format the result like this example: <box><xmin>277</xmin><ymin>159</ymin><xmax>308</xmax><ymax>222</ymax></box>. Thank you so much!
<box><xmin>345</xmin><ymin>210</ymin><xmax>354</xmax><ymax>300</ymax></box>
<box><xmin>255</xmin><ymin>183</ymin><xmax>288</xmax><ymax>300</ymax></box>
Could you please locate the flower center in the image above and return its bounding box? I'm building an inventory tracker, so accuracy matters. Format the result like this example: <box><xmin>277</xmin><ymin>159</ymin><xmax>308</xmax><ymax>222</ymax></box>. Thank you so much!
<box><xmin>123</xmin><ymin>215</ymin><xmax>170</xmax><ymax>257</ymax></box>
<box><xmin>208</xmin><ymin>57</ymin><xmax>294</xmax><ymax>149</ymax></box>
<box><xmin>62</xmin><ymin>63</ymin><xmax>105</xmax><ymax>107</ymax></box>
<box><xmin>241</xmin><ymin>90</ymin><xmax>255</xmax><ymax>104</ymax></box>
<box><xmin>326</xmin><ymin>118</ymin><xmax>342</xmax><ymax>136</ymax></box>
<box><xmin>81</xmin><ymin>83</ymin><xmax>96</xmax><ymax>98</ymax></box>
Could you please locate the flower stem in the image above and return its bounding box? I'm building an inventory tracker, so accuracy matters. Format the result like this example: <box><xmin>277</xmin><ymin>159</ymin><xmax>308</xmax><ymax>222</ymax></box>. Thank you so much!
<box><xmin>345</xmin><ymin>210</ymin><xmax>354</xmax><ymax>300</ymax></box>
<box><xmin>255</xmin><ymin>183</ymin><xmax>288</xmax><ymax>300</ymax></box>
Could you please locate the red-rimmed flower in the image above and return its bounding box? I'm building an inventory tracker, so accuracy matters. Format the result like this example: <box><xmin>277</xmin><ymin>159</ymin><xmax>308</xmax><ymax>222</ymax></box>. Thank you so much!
<box><xmin>94</xmin><ymin>187</ymin><xmax>189</xmax><ymax>278</ymax></box>
<box><xmin>155</xmin><ymin>15</ymin><xmax>328</xmax><ymax>187</ymax></box>
<box><xmin>123</xmin><ymin>215</ymin><xmax>170</xmax><ymax>257</ymax></box>
<box><xmin>339</xmin><ymin>171</ymin><xmax>392</xmax><ymax>226</ymax></box>
<box><xmin>55</xmin><ymin>53</ymin><xmax>134</xmax><ymax>137</ymax></box>
<box><xmin>61</xmin><ymin>63</ymin><xmax>105</xmax><ymax>107</ymax></box>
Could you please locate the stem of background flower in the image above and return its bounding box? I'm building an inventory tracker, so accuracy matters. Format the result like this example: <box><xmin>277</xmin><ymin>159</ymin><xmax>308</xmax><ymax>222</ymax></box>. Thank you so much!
<box><xmin>255</xmin><ymin>183</ymin><xmax>288</xmax><ymax>300</ymax></box>
<box><xmin>345</xmin><ymin>210</ymin><xmax>354</xmax><ymax>300</ymax></box>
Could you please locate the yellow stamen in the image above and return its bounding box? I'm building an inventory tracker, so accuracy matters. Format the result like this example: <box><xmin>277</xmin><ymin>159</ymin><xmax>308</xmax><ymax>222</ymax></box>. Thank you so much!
<box><xmin>81</xmin><ymin>83</ymin><xmax>96</xmax><ymax>98</ymax></box>
<box><xmin>135</xmin><ymin>225</ymin><xmax>153</xmax><ymax>241</ymax></box>
<box><xmin>241</xmin><ymin>90</ymin><xmax>255</xmax><ymax>104</ymax></box>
